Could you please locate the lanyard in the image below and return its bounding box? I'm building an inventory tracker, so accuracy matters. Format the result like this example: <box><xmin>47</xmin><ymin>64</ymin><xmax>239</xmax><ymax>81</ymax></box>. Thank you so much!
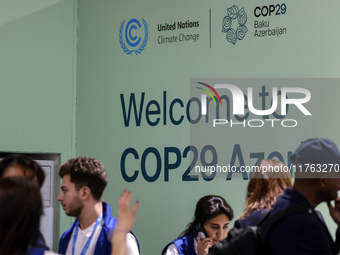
<box><xmin>72</xmin><ymin>213</ymin><xmax>103</xmax><ymax>255</ymax></box>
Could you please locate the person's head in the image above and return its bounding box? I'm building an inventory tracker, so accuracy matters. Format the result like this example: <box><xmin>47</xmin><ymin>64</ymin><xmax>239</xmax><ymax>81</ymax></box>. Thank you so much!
<box><xmin>57</xmin><ymin>156</ymin><xmax>108</xmax><ymax>217</ymax></box>
<box><xmin>291</xmin><ymin>138</ymin><xmax>340</xmax><ymax>203</ymax></box>
<box><xmin>0</xmin><ymin>154</ymin><xmax>45</xmax><ymax>189</ymax></box>
<box><xmin>179</xmin><ymin>195</ymin><xmax>234</xmax><ymax>244</ymax></box>
<box><xmin>240</xmin><ymin>159</ymin><xmax>292</xmax><ymax>219</ymax></box>
<box><xmin>0</xmin><ymin>177</ymin><xmax>43</xmax><ymax>255</ymax></box>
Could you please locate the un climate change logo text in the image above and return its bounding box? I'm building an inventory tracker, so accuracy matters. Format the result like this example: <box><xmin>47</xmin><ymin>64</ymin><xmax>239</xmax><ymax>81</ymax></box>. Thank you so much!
<box><xmin>222</xmin><ymin>5</ymin><xmax>248</xmax><ymax>45</ymax></box>
<box><xmin>119</xmin><ymin>18</ymin><xmax>148</xmax><ymax>55</ymax></box>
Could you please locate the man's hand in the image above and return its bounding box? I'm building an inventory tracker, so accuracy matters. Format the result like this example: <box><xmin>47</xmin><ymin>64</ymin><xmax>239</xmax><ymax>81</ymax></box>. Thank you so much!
<box><xmin>327</xmin><ymin>197</ymin><xmax>340</xmax><ymax>226</ymax></box>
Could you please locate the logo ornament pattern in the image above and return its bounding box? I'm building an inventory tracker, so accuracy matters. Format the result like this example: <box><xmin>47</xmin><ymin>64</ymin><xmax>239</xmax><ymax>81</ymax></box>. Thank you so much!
<box><xmin>222</xmin><ymin>5</ymin><xmax>248</xmax><ymax>45</ymax></box>
<box><xmin>119</xmin><ymin>18</ymin><xmax>148</xmax><ymax>55</ymax></box>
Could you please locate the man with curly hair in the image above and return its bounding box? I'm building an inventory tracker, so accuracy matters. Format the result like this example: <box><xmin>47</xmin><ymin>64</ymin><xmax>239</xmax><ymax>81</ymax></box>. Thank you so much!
<box><xmin>57</xmin><ymin>156</ymin><xmax>139</xmax><ymax>255</ymax></box>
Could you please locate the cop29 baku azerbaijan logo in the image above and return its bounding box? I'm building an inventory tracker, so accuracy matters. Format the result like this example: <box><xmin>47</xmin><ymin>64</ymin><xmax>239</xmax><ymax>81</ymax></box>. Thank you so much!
<box><xmin>119</xmin><ymin>18</ymin><xmax>148</xmax><ymax>55</ymax></box>
<box><xmin>222</xmin><ymin>5</ymin><xmax>248</xmax><ymax>45</ymax></box>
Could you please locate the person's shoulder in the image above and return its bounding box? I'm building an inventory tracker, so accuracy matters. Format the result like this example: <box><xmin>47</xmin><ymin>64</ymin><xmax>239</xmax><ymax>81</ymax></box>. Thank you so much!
<box><xmin>272</xmin><ymin>199</ymin><xmax>316</xmax><ymax>226</ymax></box>
<box><xmin>267</xmin><ymin>196</ymin><xmax>319</xmax><ymax>238</ymax></box>
<box><xmin>234</xmin><ymin>209</ymin><xmax>269</xmax><ymax>228</ymax></box>
<box><xmin>163</xmin><ymin>243</ymin><xmax>179</xmax><ymax>255</ymax></box>
<box><xmin>101</xmin><ymin>201</ymin><xmax>118</xmax><ymax>229</ymax></box>
<box><xmin>247</xmin><ymin>209</ymin><xmax>269</xmax><ymax>221</ymax></box>
<box><xmin>102</xmin><ymin>201</ymin><xmax>113</xmax><ymax>218</ymax></box>
<box><xmin>44</xmin><ymin>252</ymin><xmax>60</xmax><ymax>255</ymax></box>
<box><xmin>272</xmin><ymin>188</ymin><xmax>314</xmax><ymax>214</ymax></box>
<box><xmin>162</xmin><ymin>240</ymin><xmax>177</xmax><ymax>255</ymax></box>
<box><xmin>126</xmin><ymin>232</ymin><xmax>140</xmax><ymax>255</ymax></box>
<box><xmin>35</xmin><ymin>232</ymin><xmax>49</xmax><ymax>250</ymax></box>
<box><xmin>266</xmin><ymin>212</ymin><xmax>333</xmax><ymax>254</ymax></box>
<box><xmin>162</xmin><ymin>234</ymin><xmax>194</xmax><ymax>255</ymax></box>
<box><xmin>26</xmin><ymin>247</ymin><xmax>55</xmax><ymax>255</ymax></box>
<box><xmin>162</xmin><ymin>236</ymin><xmax>182</xmax><ymax>251</ymax></box>
<box><xmin>270</xmin><ymin>195</ymin><xmax>292</xmax><ymax>215</ymax></box>
<box><xmin>274</xmin><ymin>210</ymin><xmax>318</xmax><ymax>227</ymax></box>
<box><xmin>268</xmin><ymin>209</ymin><xmax>328</xmax><ymax>243</ymax></box>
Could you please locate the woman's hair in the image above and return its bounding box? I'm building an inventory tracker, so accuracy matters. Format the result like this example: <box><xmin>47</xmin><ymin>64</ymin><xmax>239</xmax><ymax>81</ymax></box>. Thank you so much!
<box><xmin>0</xmin><ymin>154</ymin><xmax>45</xmax><ymax>188</ymax></box>
<box><xmin>178</xmin><ymin>195</ymin><xmax>234</xmax><ymax>238</ymax></box>
<box><xmin>0</xmin><ymin>177</ymin><xmax>43</xmax><ymax>255</ymax></box>
<box><xmin>240</xmin><ymin>159</ymin><xmax>293</xmax><ymax>219</ymax></box>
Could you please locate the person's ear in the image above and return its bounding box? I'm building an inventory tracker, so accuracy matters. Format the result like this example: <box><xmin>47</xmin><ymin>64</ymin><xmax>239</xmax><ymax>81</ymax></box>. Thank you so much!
<box><xmin>319</xmin><ymin>178</ymin><xmax>327</xmax><ymax>188</ymax></box>
<box><xmin>79</xmin><ymin>186</ymin><xmax>91</xmax><ymax>200</ymax></box>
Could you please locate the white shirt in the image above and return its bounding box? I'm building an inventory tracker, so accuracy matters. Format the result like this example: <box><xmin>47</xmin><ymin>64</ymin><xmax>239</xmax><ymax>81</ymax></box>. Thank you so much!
<box><xmin>65</xmin><ymin>220</ymin><xmax>139</xmax><ymax>255</ymax></box>
<box><xmin>65</xmin><ymin>220</ymin><xmax>104</xmax><ymax>255</ymax></box>
<box><xmin>164</xmin><ymin>237</ymin><xmax>198</xmax><ymax>255</ymax></box>
<box><xmin>44</xmin><ymin>252</ymin><xmax>60</xmax><ymax>255</ymax></box>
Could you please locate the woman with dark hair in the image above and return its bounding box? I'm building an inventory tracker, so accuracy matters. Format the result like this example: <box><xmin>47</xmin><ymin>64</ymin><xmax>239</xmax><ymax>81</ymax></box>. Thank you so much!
<box><xmin>0</xmin><ymin>154</ymin><xmax>45</xmax><ymax>189</ymax></box>
<box><xmin>0</xmin><ymin>154</ymin><xmax>48</xmax><ymax>251</ymax></box>
<box><xmin>162</xmin><ymin>195</ymin><xmax>234</xmax><ymax>255</ymax></box>
<box><xmin>0</xmin><ymin>177</ymin><xmax>58</xmax><ymax>255</ymax></box>
<box><xmin>234</xmin><ymin>159</ymin><xmax>293</xmax><ymax>228</ymax></box>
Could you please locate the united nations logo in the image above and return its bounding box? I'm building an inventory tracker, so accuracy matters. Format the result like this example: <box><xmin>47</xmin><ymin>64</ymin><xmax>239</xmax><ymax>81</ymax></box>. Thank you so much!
<box><xmin>119</xmin><ymin>18</ymin><xmax>148</xmax><ymax>55</ymax></box>
<box><xmin>222</xmin><ymin>5</ymin><xmax>247</xmax><ymax>45</ymax></box>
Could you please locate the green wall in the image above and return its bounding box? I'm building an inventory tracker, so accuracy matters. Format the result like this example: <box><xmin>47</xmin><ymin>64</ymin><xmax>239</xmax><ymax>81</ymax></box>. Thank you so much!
<box><xmin>0</xmin><ymin>0</ymin><xmax>77</xmax><ymax>241</ymax></box>
<box><xmin>75</xmin><ymin>1</ymin><xmax>340</xmax><ymax>255</ymax></box>
<box><xmin>2</xmin><ymin>0</ymin><xmax>340</xmax><ymax>254</ymax></box>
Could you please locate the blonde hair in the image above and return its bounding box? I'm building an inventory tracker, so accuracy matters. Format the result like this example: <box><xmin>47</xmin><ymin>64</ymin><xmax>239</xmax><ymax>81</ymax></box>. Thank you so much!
<box><xmin>240</xmin><ymin>159</ymin><xmax>292</xmax><ymax>219</ymax></box>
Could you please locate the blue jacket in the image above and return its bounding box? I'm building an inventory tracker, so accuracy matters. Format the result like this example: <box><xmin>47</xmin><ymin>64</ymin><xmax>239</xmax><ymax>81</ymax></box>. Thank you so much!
<box><xmin>58</xmin><ymin>202</ymin><xmax>139</xmax><ymax>255</ymax></box>
<box><xmin>36</xmin><ymin>231</ymin><xmax>49</xmax><ymax>250</ymax></box>
<box><xmin>18</xmin><ymin>247</ymin><xmax>46</xmax><ymax>255</ymax></box>
<box><xmin>265</xmin><ymin>188</ymin><xmax>340</xmax><ymax>255</ymax></box>
<box><xmin>162</xmin><ymin>232</ymin><xmax>196</xmax><ymax>255</ymax></box>
<box><xmin>233</xmin><ymin>208</ymin><xmax>269</xmax><ymax>229</ymax></box>
<box><xmin>17</xmin><ymin>233</ymin><xmax>49</xmax><ymax>255</ymax></box>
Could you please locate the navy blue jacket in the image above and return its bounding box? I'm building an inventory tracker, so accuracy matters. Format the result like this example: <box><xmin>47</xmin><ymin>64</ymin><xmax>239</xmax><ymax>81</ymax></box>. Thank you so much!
<box><xmin>36</xmin><ymin>232</ymin><xmax>49</xmax><ymax>250</ymax></box>
<box><xmin>17</xmin><ymin>233</ymin><xmax>49</xmax><ymax>255</ymax></box>
<box><xmin>233</xmin><ymin>208</ymin><xmax>269</xmax><ymax>229</ymax></box>
<box><xmin>265</xmin><ymin>188</ymin><xmax>340</xmax><ymax>255</ymax></box>
<box><xmin>18</xmin><ymin>247</ymin><xmax>46</xmax><ymax>255</ymax></box>
<box><xmin>162</xmin><ymin>232</ymin><xmax>196</xmax><ymax>255</ymax></box>
<box><xmin>58</xmin><ymin>202</ymin><xmax>139</xmax><ymax>255</ymax></box>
